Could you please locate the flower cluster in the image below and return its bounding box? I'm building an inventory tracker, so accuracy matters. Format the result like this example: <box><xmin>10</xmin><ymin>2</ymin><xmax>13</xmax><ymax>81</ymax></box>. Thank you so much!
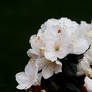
<box><xmin>15</xmin><ymin>18</ymin><xmax>92</xmax><ymax>92</ymax></box>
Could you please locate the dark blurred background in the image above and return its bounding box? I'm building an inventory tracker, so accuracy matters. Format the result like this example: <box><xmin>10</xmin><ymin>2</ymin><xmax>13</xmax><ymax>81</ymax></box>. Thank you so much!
<box><xmin>0</xmin><ymin>0</ymin><xmax>92</xmax><ymax>92</ymax></box>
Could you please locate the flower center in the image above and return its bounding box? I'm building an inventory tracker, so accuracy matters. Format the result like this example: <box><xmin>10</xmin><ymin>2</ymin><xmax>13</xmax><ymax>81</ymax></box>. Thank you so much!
<box><xmin>55</xmin><ymin>46</ymin><xmax>60</xmax><ymax>51</ymax></box>
<box><xmin>40</xmin><ymin>47</ymin><xmax>45</xmax><ymax>53</ymax></box>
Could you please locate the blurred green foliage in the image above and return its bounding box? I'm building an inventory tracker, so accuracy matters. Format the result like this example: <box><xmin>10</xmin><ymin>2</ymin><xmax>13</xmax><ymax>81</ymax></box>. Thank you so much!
<box><xmin>0</xmin><ymin>0</ymin><xmax>92</xmax><ymax>92</ymax></box>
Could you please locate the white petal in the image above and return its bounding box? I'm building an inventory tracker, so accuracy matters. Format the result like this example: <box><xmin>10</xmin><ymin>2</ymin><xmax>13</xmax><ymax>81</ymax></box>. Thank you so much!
<box><xmin>16</xmin><ymin>61</ymin><xmax>39</xmax><ymax>90</ymax></box>
<box><xmin>36</xmin><ymin>57</ymin><xmax>47</xmax><ymax>71</ymax></box>
<box><xmin>85</xmin><ymin>76</ymin><xmax>92</xmax><ymax>92</ymax></box>
<box><xmin>16</xmin><ymin>84</ymin><xmax>25</xmax><ymax>90</ymax></box>
<box><xmin>15</xmin><ymin>72</ymin><xmax>32</xmax><ymax>89</ymax></box>
<box><xmin>25</xmin><ymin>61</ymin><xmax>38</xmax><ymax>77</ymax></box>
<box><xmin>27</xmin><ymin>49</ymin><xmax>38</xmax><ymax>58</ymax></box>
<box><xmin>72</xmin><ymin>38</ymin><xmax>89</xmax><ymax>54</ymax></box>
<box><xmin>37</xmin><ymin>72</ymin><xmax>42</xmax><ymax>84</ymax></box>
<box><xmin>29</xmin><ymin>34</ymin><xmax>37</xmax><ymax>47</ymax></box>
<box><xmin>34</xmin><ymin>72</ymin><xmax>42</xmax><ymax>85</ymax></box>
<box><xmin>55</xmin><ymin>61</ymin><xmax>62</xmax><ymax>74</ymax></box>
<box><xmin>56</xmin><ymin>60</ymin><xmax>62</xmax><ymax>65</ymax></box>
<box><xmin>45</xmin><ymin>52</ymin><xmax>57</xmax><ymax>62</ymax></box>
<box><xmin>16</xmin><ymin>83</ymin><xmax>32</xmax><ymax>90</ymax></box>
<box><xmin>16</xmin><ymin>72</ymin><xmax>29</xmax><ymax>84</ymax></box>
<box><xmin>76</xmin><ymin>71</ymin><xmax>85</xmax><ymax>76</ymax></box>
<box><xmin>57</xmin><ymin>47</ymin><xmax>69</xmax><ymax>59</ymax></box>
<box><xmin>42</xmin><ymin>63</ymin><xmax>54</xmax><ymax>79</ymax></box>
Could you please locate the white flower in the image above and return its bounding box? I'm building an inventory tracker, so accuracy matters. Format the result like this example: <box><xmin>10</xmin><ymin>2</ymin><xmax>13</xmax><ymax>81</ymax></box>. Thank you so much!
<box><xmin>77</xmin><ymin>57</ymin><xmax>92</xmax><ymax>78</ymax></box>
<box><xmin>15</xmin><ymin>60</ymin><xmax>40</xmax><ymax>90</ymax></box>
<box><xmin>43</xmin><ymin>18</ymin><xmax>89</xmax><ymax>61</ymax></box>
<box><xmin>42</xmin><ymin>18</ymin><xmax>74</xmax><ymax>61</ymax></box>
<box><xmin>28</xmin><ymin>18</ymin><xmax>89</xmax><ymax>61</ymax></box>
<box><xmin>36</xmin><ymin>57</ymin><xmax>62</xmax><ymax>79</ymax></box>
<box><xmin>84</xmin><ymin>76</ymin><xmax>92</xmax><ymax>92</ymax></box>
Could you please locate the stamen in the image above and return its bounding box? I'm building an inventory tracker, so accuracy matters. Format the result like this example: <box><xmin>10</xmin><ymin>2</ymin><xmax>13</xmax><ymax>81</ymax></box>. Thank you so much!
<box><xmin>40</xmin><ymin>47</ymin><xmax>45</xmax><ymax>52</ymax></box>
<box><xmin>58</xmin><ymin>29</ymin><xmax>62</xmax><ymax>33</ymax></box>
<box><xmin>37</xmin><ymin>36</ymin><xmax>40</xmax><ymax>40</ymax></box>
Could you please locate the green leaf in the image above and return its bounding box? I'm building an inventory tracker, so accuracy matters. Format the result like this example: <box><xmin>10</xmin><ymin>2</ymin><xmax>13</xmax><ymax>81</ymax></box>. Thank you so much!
<box><xmin>62</xmin><ymin>61</ymin><xmax>77</xmax><ymax>77</ymax></box>
<box><xmin>65</xmin><ymin>83</ymin><xmax>80</xmax><ymax>92</ymax></box>
<box><xmin>65</xmin><ymin>54</ymin><xmax>84</xmax><ymax>64</ymax></box>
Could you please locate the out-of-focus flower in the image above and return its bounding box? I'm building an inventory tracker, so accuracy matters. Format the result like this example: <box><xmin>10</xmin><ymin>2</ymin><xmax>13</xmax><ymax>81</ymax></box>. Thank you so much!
<box><xmin>84</xmin><ymin>76</ymin><xmax>92</xmax><ymax>92</ymax></box>
<box><xmin>77</xmin><ymin>57</ymin><xmax>92</xmax><ymax>78</ymax></box>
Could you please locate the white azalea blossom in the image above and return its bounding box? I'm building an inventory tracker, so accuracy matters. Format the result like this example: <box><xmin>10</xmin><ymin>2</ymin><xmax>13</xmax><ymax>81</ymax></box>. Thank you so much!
<box><xmin>16</xmin><ymin>60</ymin><xmax>40</xmax><ymax>90</ymax></box>
<box><xmin>43</xmin><ymin>18</ymin><xmax>89</xmax><ymax>61</ymax></box>
<box><xmin>27</xmin><ymin>18</ymin><xmax>89</xmax><ymax>61</ymax></box>
<box><xmin>41</xmin><ymin>18</ymin><xmax>76</xmax><ymax>61</ymax></box>
<box><xmin>16</xmin><ymin>17</ymin><xmax>92</xmax><ymax>91</ymax></box>
<box><xmin>40</xmin><ymin>18</ymin><xmax>70</xmax><ymax>61</ymax></box>
<box><xmin>84</xmin><ymin>76</ymin><xmax>92</xmax><ymax>92</ymax></box>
